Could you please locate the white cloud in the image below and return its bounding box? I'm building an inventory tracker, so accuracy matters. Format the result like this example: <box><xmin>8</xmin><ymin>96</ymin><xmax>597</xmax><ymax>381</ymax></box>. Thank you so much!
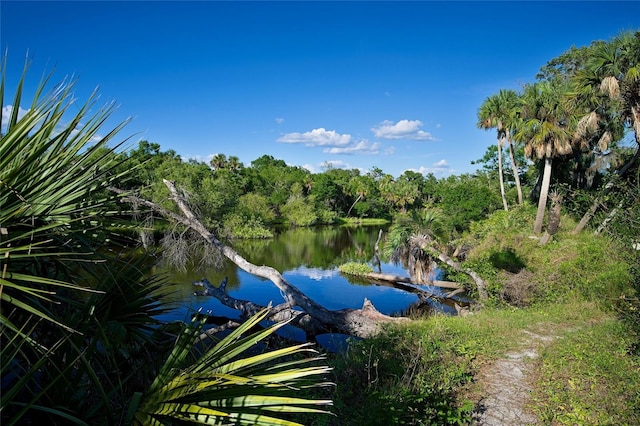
<box><xmin>278</xmin><ymin>128</ymin><xmax>352</xmax><ymax>146</ymax></box>
<box><xmin>371</xmin><ymin>119</ymin><xmax>437</xmax><ymax>141</ymax></box>
<box><xmin>287</xmin><ymin>266</ymin><xmax>338</xmax><ymax>280</ymax></box>
<box><xmin>2</xmin><ymin>105</ymin><xmax>29</xmax><ymax>131</ymax></box>
<box><xmin>411</xmin><ymin>159</ymin><xmax>454</xmax><ymax>176</ymax></box>
<box><xmin>323</xmin><ymin>141</ymin><xmax>380</xmax><ymax>155</ymax></box>
<box><xmin>275</xmin><ymin>117</ymin><xmax>285</xmax><ymax>124</ymax></box>
<box><xmin>302</xmin><ymin>163</ymin><xmax>316</xmax><ymax>173</ymax></box>
<box><xmin>184</xmin><ymin>154</ymin><xmax>214</xmax><ymax>164</ymax></box>
<box><xmin>278</xmin><ymin>127</ymin><xmax>384</xmax><ymax>157</ymax></box>
<box><xmin>322</xmin><ymin>160</ymin><xmax>349</xmax><ymax>170</ymax></box>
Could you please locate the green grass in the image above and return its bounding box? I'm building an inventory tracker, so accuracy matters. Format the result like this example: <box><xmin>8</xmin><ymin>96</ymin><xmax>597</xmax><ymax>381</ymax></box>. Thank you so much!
<box><xmin>337</xmin><ymin>217</ymin><xmax>390</xmax><ymax>226</ymax></box>
<box><xmin>338</xmin><ymin>262</ymin><xmax>374</xmax><ymax>276</ymax></box>
<box><xmin>532</xmin><ymin>318</ymin><xmax>640</xmax><ymax>425</ymax></box>
<box><xmin>314</xmin><ymin>207</ymin><xmax>640</xmax><ymax>425</ymax></box>
<box><xmin>314</xmin><ymin>301</ymin><xmax>638</xmax><ymax>425</ymax></box>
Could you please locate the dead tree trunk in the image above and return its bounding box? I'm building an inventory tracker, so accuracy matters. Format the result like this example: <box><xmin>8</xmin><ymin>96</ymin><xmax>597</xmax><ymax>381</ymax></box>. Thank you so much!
<box><xmin>572</xmin><ymin>146</ymin><xmax>639</xmax><ymax>234</ymax></box>
<box><xmin>373</xmin><ymin>229</ymin><xmax>383</xmax><ymax>273</ymax></box>
<box><xmin>595</xmin><ymin>200</ymin><xmax>624</xmax><ymax>235</ymax></box>
<box><xmin>112</xmin><ymin>180</ymin><xmax>408</xmax><ymax>339</ymax></box>
<box><xmin>346</xmin><ymin>193</ymin><xmax>363</xmax><ymax>217</ymax></box>
<box><xmin>410</xmin><ymin>236</ymin><xmax>489</xmax><ymax>302</ymax></box>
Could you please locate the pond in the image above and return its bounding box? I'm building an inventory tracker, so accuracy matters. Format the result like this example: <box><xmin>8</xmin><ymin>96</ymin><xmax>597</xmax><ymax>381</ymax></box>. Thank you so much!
<box><xmin>155</xmin><ymin>225</ymin><xmax>461</xmax><ymax>347</ymax></box>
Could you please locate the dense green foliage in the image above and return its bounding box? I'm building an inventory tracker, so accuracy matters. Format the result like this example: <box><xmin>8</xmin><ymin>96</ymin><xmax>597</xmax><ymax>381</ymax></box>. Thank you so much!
<box><xmin>122</xmin><ymin>140</ymin><xmax>511</xmax><ymax>241</ymax></box>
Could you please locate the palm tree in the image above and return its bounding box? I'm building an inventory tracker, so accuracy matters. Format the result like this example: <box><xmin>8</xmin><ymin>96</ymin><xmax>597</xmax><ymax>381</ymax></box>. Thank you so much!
<box><xmin>501</xmin><ymin>89</ymin><xmax>525</xmax><ymax>205</ymax></box>
<box><xmin>210</xmin><ymin>153</ymin><xmax>227</xmax><ymax>170</ymax></box>
<box><xmin>478</xmin><ymin>92</ymin><xmax>510</xmax><ymax>210</ymax></box>
<box><xmin>515</xmin><ymin>81</ymin><xmax>575</xmax><ymax>234</ymax></box>
<box><xmin>227</xmin><ymin>154</ymin><xmax>243</xmax><ymax>172</ymax></box>
<box><xmin>346</xmin><ymin>175</ymin><xmax>369</xmax><ymax>217</ymax></box>
<box><xmin>133</xmin><ymin>308</ymin><xmax>333</xmax><ymax>426</ymax></box>
<box><xmin>384</xmin><ymin>208</ymin><xmax>447</xmax><ymax>284</ymax></box>
<box><xmin>572</xmin><ymin>31</ymin><xmax>640</xmax><ymax>233</ymax></box>
<box><xmin>1</xmin><ymin>56</ymin><xmax>138</xmax><ymax>423</ymax></box>
<box><xmin>588</xmin><ymin>31</ymin><xmax>640</xmax><ymax>146</ymax></box>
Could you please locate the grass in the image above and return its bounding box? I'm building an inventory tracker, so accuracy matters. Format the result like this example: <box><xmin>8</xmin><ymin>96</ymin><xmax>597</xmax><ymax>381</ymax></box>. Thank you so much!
<box><xmin>308</xmin><ymin>206</ymin><xmax>640</xmax><ymax>425</ymax></box>
<box><xmin>317</xmin><ymin>303</ymin><xmax>638</xmax><ymax>425</ymax></box>
<box><xmin>338</xmin><ymin>261</ymin><xmax>374</xmax><ymax>276</ymax></box>
<box><xmin>337</xmin><ymin>217</ymin><xmax>390</xmax><ymax>226</ymax></box>
<box><xmin>532</xmin><ymin>318</ymin><xmax>640</xmax><ymax>425</ymax></box>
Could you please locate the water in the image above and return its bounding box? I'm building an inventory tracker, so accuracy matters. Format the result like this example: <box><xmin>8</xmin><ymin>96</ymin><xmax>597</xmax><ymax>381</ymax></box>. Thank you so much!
<box><xmin>155</xmin><ymin>225</ymin><xmax>463</xmax><ymax>347</ymax></box>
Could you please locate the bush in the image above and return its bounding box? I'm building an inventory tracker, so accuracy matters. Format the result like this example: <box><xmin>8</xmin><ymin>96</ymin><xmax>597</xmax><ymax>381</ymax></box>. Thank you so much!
<box><xmin>223</xmin><ymin>213</ymin><xmax>274</xmax><ymax>239</ymax></box>
<box><xmin>281</xmin><ymin>195</ymin><xmax>318</xmax><ymax>226</ymax></box>
<box><xmin>462</xmin><ymin>207</ymin><xmax>633</xmax><ymax>307</ymax></box>
<box><xmin>326</xmin><ymin>320</ymin><xmax>476</xmax><ymax>425</ymax></box>
<box><xmin>338</xmin><ymin>262</ymin><xmax>373</xmax><ymax>276</ymax></box>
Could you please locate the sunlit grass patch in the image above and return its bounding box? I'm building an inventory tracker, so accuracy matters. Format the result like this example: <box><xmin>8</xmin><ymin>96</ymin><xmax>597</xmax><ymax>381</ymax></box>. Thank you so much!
<box><xmin>338</xmin><ymin>262</ymin><xmax>374</xmax><ymax>276</ymax></box>
<box><xmin>531</xmin><ymin>318</ymin><xmax>640</xmax><ymax>425</ymax></box>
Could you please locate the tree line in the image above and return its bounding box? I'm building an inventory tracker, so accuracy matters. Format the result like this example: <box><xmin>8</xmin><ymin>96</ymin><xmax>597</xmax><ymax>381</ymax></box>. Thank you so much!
<box><xmin>117</xmin><ymin>141</ymin><xmax>504</xmax><ymax>239</ymax></box>
<box><xmin>111</xmin><ymin>31</ymin><xmax>639</xmax><ymax>247</ymax></box>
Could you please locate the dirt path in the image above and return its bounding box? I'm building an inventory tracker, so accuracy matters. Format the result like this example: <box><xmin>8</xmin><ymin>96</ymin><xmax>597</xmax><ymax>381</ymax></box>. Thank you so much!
<box><xmin>471</xmin><ymin>329</ymin><xmax>557</xmax><ymax>426</ymax></box>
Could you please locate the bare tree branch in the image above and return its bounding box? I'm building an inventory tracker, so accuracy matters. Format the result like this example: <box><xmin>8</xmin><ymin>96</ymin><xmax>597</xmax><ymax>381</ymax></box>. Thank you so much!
<box><xmin>112</xmin><ymin>181</ymin><xmax>409</xmax><ymax>338</ymax></box>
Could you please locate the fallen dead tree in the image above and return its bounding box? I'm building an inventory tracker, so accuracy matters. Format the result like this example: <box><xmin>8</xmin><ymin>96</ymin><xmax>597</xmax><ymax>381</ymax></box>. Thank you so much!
<box><xmin>112</xmin><ymin>180</ymin><xmax>409</xmax><ymax>339</ymax></box>
<box><xmin>363</xmin><ymin>275</ymin><xmax>468</xmax><ymax>305</ymax></box>
<box><xmin>364</xmin><ymin>272</ymin><xmax>463</xmax><ymax>290</ymax></box>
<box><xmin>342</xmin><ymin>271</ymin><xmax>467</xmax><ymax>302</ymax></box>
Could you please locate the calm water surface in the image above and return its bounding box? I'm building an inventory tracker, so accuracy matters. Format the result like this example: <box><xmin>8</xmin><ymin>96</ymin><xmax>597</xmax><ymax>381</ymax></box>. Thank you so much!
<box><xmin>156</xmin><ymin>226</ymin><xmax>456</xmax><ymax>344</ymax></box>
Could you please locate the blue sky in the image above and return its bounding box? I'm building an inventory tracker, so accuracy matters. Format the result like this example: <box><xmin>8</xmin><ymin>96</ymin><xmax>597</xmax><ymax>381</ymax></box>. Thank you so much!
<box><xmin>2</xmin><ymin>1</ymin><xmax>639</xmax><ymax>177</ymax></box>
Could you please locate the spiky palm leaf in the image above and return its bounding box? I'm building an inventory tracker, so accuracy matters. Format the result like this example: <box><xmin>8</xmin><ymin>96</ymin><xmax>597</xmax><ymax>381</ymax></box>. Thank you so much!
<box><xmin>133</xmin><ymin>307</ymin><xmax>333</xmax><ymax>426</ymax></box>
<box><xmin>1</xmin><ymin>55</ymin><xmax>132</xmax><ymax>334</ymax></box>
<box><xmin>1</xmin><ymin>55</ymin><xmax>137</xmax><ymax>423</ymax></box>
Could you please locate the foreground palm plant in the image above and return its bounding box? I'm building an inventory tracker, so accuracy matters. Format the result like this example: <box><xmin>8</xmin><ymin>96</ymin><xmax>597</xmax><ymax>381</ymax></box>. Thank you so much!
<box><xmin>1</xmin><ymin>53</ymin><xmax>136</xmax><ymax>423</ymax></box>
<box><xmin>132</xmin><ymin>307</ymin><xmax>334</xmax><ymax>425</ymax></box>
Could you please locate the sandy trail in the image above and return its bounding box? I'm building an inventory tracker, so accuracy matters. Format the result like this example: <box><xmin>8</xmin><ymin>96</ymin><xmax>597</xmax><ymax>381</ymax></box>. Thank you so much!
<box><xmin>471</xmin><ymin>329</ymin><xmax>557</xmax><ymax>425</ymax></box>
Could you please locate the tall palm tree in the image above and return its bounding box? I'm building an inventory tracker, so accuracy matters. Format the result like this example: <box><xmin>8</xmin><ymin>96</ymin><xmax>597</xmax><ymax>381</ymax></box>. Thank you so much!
<box><xmin>589</xmin><ymin>31</ymin><xmax>640</xmax><ymax>146</ymax></box>
<box><xmin>500</xmin><ymin>89</ymin><xmax>525</xmax><ymax>205</ymax></box>
<box><xmin>515</xmin><ymin>81</ymin><xmax>575</xmax><ymax>234</ymax></box>
<box><xmin>346</xmin><ymin>175</ymin><xmax>369</xmax><ymax>217</ymax></box>
<box><xmin>478</xmin><ymin>93</ymin><xmax>509</xmax><ymax>210</ymax></box>
<box><xmin>478</xmin><ymin>89</ymin><xmax>524</xmax><ymax>207</ymax></box>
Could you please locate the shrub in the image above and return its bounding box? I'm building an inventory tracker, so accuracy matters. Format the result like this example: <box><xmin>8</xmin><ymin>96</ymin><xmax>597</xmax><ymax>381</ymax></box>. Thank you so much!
<box><xmin>338</xmin><ymin>262</ymin><xmax>374</xmax><ymax>276</ymax></box>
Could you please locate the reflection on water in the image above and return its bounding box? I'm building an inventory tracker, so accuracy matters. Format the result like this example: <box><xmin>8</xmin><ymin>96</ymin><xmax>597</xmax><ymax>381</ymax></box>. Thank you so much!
<box><xmin>155</xmin><ymin>226</ymin><xmax>461</xmax><ymax>333</ymax></box>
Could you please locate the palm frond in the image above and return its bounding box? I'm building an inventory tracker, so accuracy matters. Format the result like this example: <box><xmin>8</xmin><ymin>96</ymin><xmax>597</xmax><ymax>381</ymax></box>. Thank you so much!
<box><xmin>135</xmin><ymin>308</ymin><xmax>333</xmax><ymax>426</ymax></box>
